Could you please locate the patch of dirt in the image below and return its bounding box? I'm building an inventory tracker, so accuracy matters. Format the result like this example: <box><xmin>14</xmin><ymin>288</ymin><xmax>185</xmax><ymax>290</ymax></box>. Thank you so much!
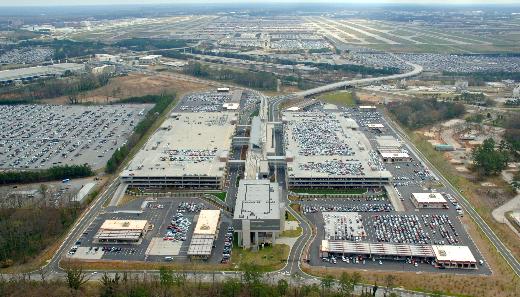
<box><xmin>40</xmin><ymin>73</ymin><xmax>212</xmax><ymax>105</ymax></box>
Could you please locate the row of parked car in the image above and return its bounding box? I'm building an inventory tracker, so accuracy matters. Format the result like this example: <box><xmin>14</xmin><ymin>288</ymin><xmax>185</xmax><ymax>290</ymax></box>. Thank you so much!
<box><xmin>221</xmin><ymin>226</ymin><xmax>234</xmax><ymax>263</ymax></box>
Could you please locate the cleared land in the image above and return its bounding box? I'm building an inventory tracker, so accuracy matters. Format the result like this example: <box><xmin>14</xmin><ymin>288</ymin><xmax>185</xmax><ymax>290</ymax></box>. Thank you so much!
<box><xmin>41</xmin><ymin>73</ymin><xmax>212</xmax><ymax>105</ymax></box>
<box><xmin>318</xmin><ymin>91</ymin><xmax>356</xmax><ymax>107</ymax></box>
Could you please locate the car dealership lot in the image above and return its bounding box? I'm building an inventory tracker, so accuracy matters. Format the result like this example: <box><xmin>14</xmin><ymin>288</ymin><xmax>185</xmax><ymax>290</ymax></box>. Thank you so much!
<box><xmin>68</xmin><ymin>197</ymin><xmax>232</xmax><ymax>264</ymax></box>
<box><xmin>299</xmin><ymin>106</ymin><xmax>490</xmax><ymax>274</ymax></box>
<box><xmin>0</xmin><ymin>104</ymin><xmax>149</xmax><ymax>170</ymax></box>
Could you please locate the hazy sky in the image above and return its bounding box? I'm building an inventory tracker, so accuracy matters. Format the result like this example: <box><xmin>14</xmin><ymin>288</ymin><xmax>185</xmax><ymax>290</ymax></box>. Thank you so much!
<box><xmin>0</xmin><ymin>0</ymin><xmax>518</xmax><ymax>6</ymax></box>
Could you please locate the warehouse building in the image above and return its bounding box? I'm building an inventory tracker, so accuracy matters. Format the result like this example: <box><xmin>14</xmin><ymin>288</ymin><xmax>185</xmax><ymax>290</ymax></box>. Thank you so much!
<box><xmin>0</xmin><ymin>63</ymin><xmax>85</xmax><ymax>85</ymax></box>
<box><xmin>187</xmin><ymin>209</ymin><xmax>221</xmax><ymax>260</ymax></box>
<box><xmin>94</xmin><ymin>220</ymin><xmax>149</xmax><ymax>244</ymax></box>
<box><xmin>233</xmin><ymin>180</ymin><xmax>284</xmax><ymax>249</ymax></box>
<box><xmin>284</xmin><ymin>112</ymin><xmax>392</xmax><ymax>189</ymax></box>
<box><xmin>120</xmin><ymin>112</ymin><xmax>237</xmax><ymax>189</ymax></box>
<box><xmin>411</xmin><ymin>192</ymin><xmax>448</xmax><ymax>209</ymax></box>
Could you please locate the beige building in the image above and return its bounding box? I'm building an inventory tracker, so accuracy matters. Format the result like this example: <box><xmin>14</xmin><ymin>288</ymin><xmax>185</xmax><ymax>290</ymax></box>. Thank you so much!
<box><xmin>94</xmin><ymin>220</ymin><xmax>149</xmax><ymax>244</ymax></box>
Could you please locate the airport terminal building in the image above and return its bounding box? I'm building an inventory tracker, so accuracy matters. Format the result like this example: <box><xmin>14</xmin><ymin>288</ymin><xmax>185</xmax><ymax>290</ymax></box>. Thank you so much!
<box><xmin>233</xmin><ymin>180</ymin><xmax>284</xmax><ymax>249</ymax></box>
<box><xmin>120</xmin><ymin>112</ymin><xmax>237</xmax><ymax>189</ymax></box>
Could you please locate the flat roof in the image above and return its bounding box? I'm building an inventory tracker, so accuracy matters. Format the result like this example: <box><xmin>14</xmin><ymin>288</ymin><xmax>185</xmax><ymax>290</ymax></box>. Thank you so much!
<box><xmin>412</xmin><ymin>193</ymin><xmax>447</xmax><ymax>204</ymax></box>
<box><xmin>121</xmin><ymin>112</ymin><xmax>236</xmax><ymax>178</ymax></box>
<box><xmin>380</xmin><ymin>152</ymin><xmax>410</xmax><ymax>158</ymax></box>
<box><xmin>432</xmin><ymin>245</ymin><xmax>477</xmax><ymax>263</ymax></box>
<box><xmin>100</xmin><ymin>220</ymin><xmax>148</xmax><ymax>231</ymax></box>
<box><xmin>194</xmin><ymin>210</ymin><xmax>221</xmax><ymax>235</ymax></box>
<box><xmin>376</xmin><ymin>135</ymin><xmax>401</xmax><ymax>148</ymax></box>
<box><xmin>187</xmin><ymin>234</ymin><xmax>214</xmax><ymax>256</ymax></box>
<box><xmin>321</xmin><ymin>240</ymin><xmax>435</xmax><ymax>258</ymax></box>
<box><xmin>223</xmin><ymin>102</ymin><xmax>239</xmax><ymax>110</ymax></box>
<box><xmin>284</xmin><ymin>111</ymin><xmax>392</xmax><ymax>179</ymax></box>
<box><xmin>234</xmin><ymin>179</ymin><xmax>281</xmax><ymax>221</ymax></box>
<box><xmin>367</xmin><ymin>123</ymin><xmax>384</xmax><ymax>128</ymax></box>
<box><xmin>0</xmin><ymin>63</ymin><xmax>85</xmax><ymax>82</ymax></box>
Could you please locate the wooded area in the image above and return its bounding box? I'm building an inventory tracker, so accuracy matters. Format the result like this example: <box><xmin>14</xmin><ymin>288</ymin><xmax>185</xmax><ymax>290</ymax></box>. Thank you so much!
<box><xmin>183</xmin><ymin>62</ymin><xmax>278</xmax><ymax>90</ymax></box>
<box><xmin>0</xmin><ymin>206</ymin><xmax>80</xmax><ymax>267</ymax></box>
<box><xmin>388</xmin><ymin>98</ymin><xmax>465</xmax><ymax>129</ymax></box>
<box><xmin>471</xmin><ymin>138</ymin><xmax>511</xmax><ymax>176</ymax></box>
<box><xmin>0</xmin><ymin>164</ymin><xmax>93</xmax><ymax>185</ymax></box>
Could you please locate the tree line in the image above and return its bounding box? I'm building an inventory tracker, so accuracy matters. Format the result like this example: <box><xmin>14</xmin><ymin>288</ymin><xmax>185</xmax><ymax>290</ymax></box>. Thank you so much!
<box><xmin>388</xmin><ymin>98</ymin><xmax>466</xmax><ymax>129</ymax></box>
<box><xmin>105</xmin><ymin>94</ymin><xmax>175</xmax><ymax>173</ymax></box>
<box><xmin>183</xmin><ymin>62</ymin><xmax>278</xmax><ymax>90</ymax></box>
<box><xmin>0</xmin><ymin>73</ymin><xmax>111</xmax><ymax>103</ymax></box>
<box><xmin>0</xmin><ymin>262</ymin><xmax>411</xmax><ymax>297</ymax></box>
<box><xmin>0</xmin><ymin>164</ymin><xmax>93</xmax><ymax>185</ymax></box>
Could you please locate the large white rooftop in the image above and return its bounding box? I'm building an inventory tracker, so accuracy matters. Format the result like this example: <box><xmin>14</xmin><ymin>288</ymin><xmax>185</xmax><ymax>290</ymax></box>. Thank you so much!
<box><xmin>284</xmin><ymin>111</ymin><xmax>392</xmax><ymax>179</ymax></box>
<box><xmin>234</xmin><ymin>179</ymin><xmax>281</xmax><ymax>221</ymax></box>
<box><xmin>432</xmin><ymin>245</ymin><xmax>477</xmax><ymax>263</ymax></box>
<box><xmin>121</xmin><ymin>112</ymin><xmax>236</xmax><ymax>178</ymax></box>
<box><xmin>412</xmin><ymin>193</ymin><xmax>447</xmax><ymax>204</ymax></box>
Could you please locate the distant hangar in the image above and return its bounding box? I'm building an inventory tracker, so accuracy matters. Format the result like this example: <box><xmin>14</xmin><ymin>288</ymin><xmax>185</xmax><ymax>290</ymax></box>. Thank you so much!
<box><xmin>0</xmin><ymin>63</ymin><xmax>85</xmax><ymax>85</ymax></box>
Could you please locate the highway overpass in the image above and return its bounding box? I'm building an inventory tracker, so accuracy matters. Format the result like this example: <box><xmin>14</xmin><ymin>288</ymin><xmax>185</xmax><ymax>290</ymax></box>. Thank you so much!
<box><xmin>294</xmin><ymin>62</ymin><xmax>423</xmax><ymax>98</ymax></box>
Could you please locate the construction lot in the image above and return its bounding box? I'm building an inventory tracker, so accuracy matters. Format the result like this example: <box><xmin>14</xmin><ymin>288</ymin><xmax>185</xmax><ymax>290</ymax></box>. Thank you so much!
<box><xmin>293</xmin><ymin>105</ymin><xmax>489</xmax><ymax>274</ymax></box>
<box><xmin>67</xmin><ymin>197</ymin><xmax>233</xmax><ymax>264</ymax></box>
<box><xmin>0</xmin><ymin>104</ymin><xmax>149</xmax><ymax>170</ymax></box>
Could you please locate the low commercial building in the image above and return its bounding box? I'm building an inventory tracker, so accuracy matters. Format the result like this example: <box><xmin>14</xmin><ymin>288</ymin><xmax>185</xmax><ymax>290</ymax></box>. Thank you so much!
<box><xmin>319</xmin><ymin>240</ymin><xmax>435</xmax><ymax>260</ymax></box>
<box><xmin>187</xmin><ymin>210</ymin><xmax>221</xmax><ymax>260</ymax></box>
<box><xmin>94</xmin><ymin>220</ymin><xmax>149</xmax><ymax>244</ymax></box>
<box><xmin>380</xmin><ymin>152</ymin><xmax>412</xmax><ymax>163</ymax></box>
<box><xmin>411</xmin><ymin>192</ymin><xmax>448</xmax><ymax>209</ymax></box>
<box><xmin>120</xmin><ymin>112</ymin><xmax>237</xmax><ymax>189</ymax></box>
<box><xmin>94</xmin><ymin>54</ymin><xmax>119</xmax><ymax>63</ymax></box>
<box><xmin>233</xmin><ymin>180</ymin><xmax>284</xmax><ymax>249</ymax></box>
<box><xmin>139</xmin><ymin>55</ymin><xmax>162</xmax><ymax>65</ymax></box>
<box><xmin>284</xmin><ymin>112</ymin><xmax>392</xmax><ymax>189</ymax></box>
<box><xmin>0</xmin><ymin>63</ymin><xmax>85</xmax><ymax>85</ymax></box>
<box><xmin>432</xmin><ymin>245</ymin><xmax>477</xmax><ymax>269</ymax></box>
<box><xmin>91</xmin><ymin>64</ymin><xmax>116</xmax><ymax>75</ymax></box>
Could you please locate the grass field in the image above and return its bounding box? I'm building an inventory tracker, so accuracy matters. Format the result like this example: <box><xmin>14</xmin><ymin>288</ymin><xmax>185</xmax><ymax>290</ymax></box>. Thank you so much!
<box><xmin>212</xmin><ymin>192</ymin><xmax>227</xmax><ymax>202</ymax></box>
<box><xmin>319</xmin><ymin>91</ymin><xmax>356</xmax><ymax>107</ymax></box>
<box><xmin>281</xmin><ymin>227</ymin><xmax>303</xmax><ymax>238</ymax></box>
<box><xmin>231</xmin><ymin>244</ymin><xmax>289</xmax><ymax>272</ymax></box>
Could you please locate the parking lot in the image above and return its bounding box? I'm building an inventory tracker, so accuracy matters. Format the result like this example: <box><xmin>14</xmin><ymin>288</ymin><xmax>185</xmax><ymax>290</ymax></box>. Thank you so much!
<box><xmin>0</xmin><ymin>104</ymin><xmax>149</xmax><ymax>170</ymax></box>
<box><xmin>175</xmin><ymin>91</ymin><xmax>232</xmax><ymax>112</ymax></box>
<box><xmin>68</xmin><ymin>197</ymin><xmax>232</xmax><ymax>264</ymax></box>
<box><xmin>301</xmin><ymin>106</ymin><xmax>490</xmax><ymax>274</ymax></box>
